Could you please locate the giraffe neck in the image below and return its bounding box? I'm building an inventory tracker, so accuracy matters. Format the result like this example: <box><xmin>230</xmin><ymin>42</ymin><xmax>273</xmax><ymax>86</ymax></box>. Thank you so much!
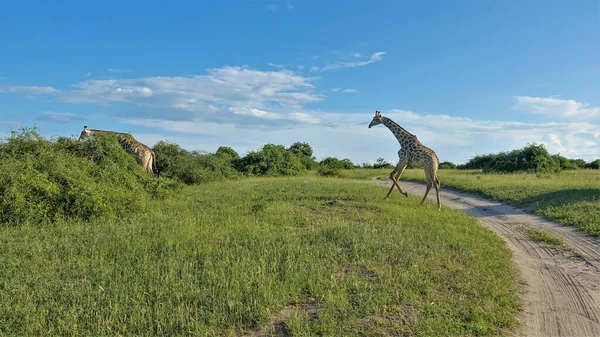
<box><xmin>87</xmin><ymin>129</ymin><xmax>144</xmax><ymax>152</ymax></box>
<box><xmin>88</xmin><ymin>129</ymin><xmax>130</xmax><ymax>138</ymax></box>
<box><xmin>381</xmin><ymin>117</ymin><xmax>417</xmax><ymax>148</ymax></box>
<box><xmin>83</xmin><ymin>128</ymin><xmax>156</xmax><ymax>175</ymax></box>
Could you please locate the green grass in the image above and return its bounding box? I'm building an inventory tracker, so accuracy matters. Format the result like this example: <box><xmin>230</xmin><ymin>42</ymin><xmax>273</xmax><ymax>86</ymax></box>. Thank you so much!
<box><xmin>348</xmin><ymin>168</ymin><xmax>600</xmax><ymax>236</ymax></box>
<box><xmin>520</xmin><ymin>228</ymin><xmax>563</xmax><ymax>246</ymax></box>
<box><xmin>0</xmin><ymin>176</ymin><xmax>520</xmax><ymax>336</ymax></box>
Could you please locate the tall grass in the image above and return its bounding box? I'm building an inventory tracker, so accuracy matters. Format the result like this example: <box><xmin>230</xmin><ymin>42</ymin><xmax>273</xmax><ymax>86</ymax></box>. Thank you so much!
<box><xmin>0</xmin><ymin>177</ymin><xmax>520</xmax><ymax>336</ymax></box>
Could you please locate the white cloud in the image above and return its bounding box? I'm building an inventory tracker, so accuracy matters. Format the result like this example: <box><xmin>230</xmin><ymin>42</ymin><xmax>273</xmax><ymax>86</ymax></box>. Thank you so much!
<box><xmin>268</xmin><ymin>63</ymin><xmax>285</xmax><ymax>68</ymax></box>
<box><xmin>55</xmin><ymin>66</ymin><xmax>322</xmax><ymax>116</ymax></box>
<box><xmin>322</xmin><ymin>51</ymin><xmax>387</xmax><ymax>71</ymax></box>
<box><xmin>287</xmin><ymin>3</ymin><xmax>294</xmax><ymax>10</ymax></box>
<box><xmin>85</xmin><ymin>72</ymin><xmax>92</xmax><ymax>77</ymax></box>
<box><xmin>2</xmin><ymin>65</ymin><xmax>325</xmax><ymax>129</ymax></box>
<box><xmin>264</xmin><ymin>4</ymin><xmax>278</xmax><ymax>11</ymax></box>
<box><xmin>36</xmin><ymin>112</ymin><xmax>88</xmax><ymax>123</ymax></box>
<box><xmin>331</xmin><ymin>88</ymin><xmax>358</xmax><ymax>93</ymax></box>
<box><xmin>309</xmin><ymin>66</ymin><xmax>320</xmax><ymax>72</ymax></box>
<box><xmin>513</xmin><ymin>96</ymin><xmax>600</xmax><ymax>120</ymax></box>
<box><xmin>0</xmin><ymin>85</ymin><xmax>59</xmax><ymax>95</ymax></box>
<box><xmin>229</xmin><ymin>107</ymin><xmax>320</xmax><ymax>124</ymax></box>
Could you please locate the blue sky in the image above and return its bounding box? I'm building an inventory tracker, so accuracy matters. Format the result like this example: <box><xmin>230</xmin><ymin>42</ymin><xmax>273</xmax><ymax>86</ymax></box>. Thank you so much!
<box><xmin>1</xmin><ymin>0</ymin><xmax>599</xmax><ymax>165</ymax></box>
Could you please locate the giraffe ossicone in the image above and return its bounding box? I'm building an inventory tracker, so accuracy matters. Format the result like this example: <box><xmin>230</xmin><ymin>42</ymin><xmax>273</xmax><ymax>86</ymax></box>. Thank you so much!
<box><xmin>79</xmin><ymin>126</ymin><xmax>158</xmax><ymax>176</ymax></box>
<box><xmin>368</xmin><ymin>110</ymin><xmax>442</xmax><ymax>210</ymax></box>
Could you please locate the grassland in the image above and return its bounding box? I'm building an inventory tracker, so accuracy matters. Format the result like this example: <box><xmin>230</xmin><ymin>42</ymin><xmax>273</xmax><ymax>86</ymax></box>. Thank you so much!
<box><xmin>0</xmin><ymin>176</ymin><xmax>520</xmax><ymax>336</ymax></box>
<box><xmin>349</xmin><ymin>168</ymin><xmax>600</xmax><ymax>236</ymax></box>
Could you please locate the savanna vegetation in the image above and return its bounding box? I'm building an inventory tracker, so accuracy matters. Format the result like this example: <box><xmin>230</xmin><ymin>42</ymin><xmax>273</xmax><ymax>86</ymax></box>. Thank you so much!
<box><xmin>1</xmin><ymin>126</ymin><xmax>597</xmax><ymax>335</ymax></box>
<box><xmin>0</xmin><ymin>177</ymin><xmax>521</xmax><ymax>336</ymax></box>
<box><xmin>0</xmin><ymin>126</ymin><xmax>523</xmax><ymax>336</ymax></box>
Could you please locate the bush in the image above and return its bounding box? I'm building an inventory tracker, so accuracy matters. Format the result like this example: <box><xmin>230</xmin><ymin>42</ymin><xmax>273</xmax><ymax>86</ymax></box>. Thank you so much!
<box><xmin>215</xmin><ymin>146</ymin><xmax>239</xmax><ymax>161</ymax></box>
<box><xmin>288</xmin><ymin>142</ymin><xmax>319</xmax><ymax>170</ymax></box>
<box><xmin>237</xmin><ymin>143</ymin><xmax>307</xmax><ymax>176</ymax></box>
<box><xmin>373</xmin><ymin>157</ymin><xmax>394</xmax><ymax>169</ymax></box>
<box><xmin>0</xmin><ymin>127</ymin><xmax>177</xmax><ymax>225</ymax></box>
<box><xmin>319</xmin><ymin>157</ymin><xmax>356</xmax><ymax>170</ymax></box>
<box><xmin>586</xmin><ymin>159</ymin><xmax>600</xmax><ymax>169</ymax></box>
<box><xmin>152</xmin><ymin>141</ymin><xmax>240</xmax><ymax>185</ymax></box>
<box><xmin>552</xmin><ymin>155</ymin><xmax>587</xmax><ymax>170</ymax></box>
<box><xmin>316</xmin><ymin>166</ymin><xmax>342</xmax><ymax>177</ymax></box>
<box><xmin>459</xmin><ymin>143</ymin><xmax>562</xmax><ymax>174</ymax></box>
<box><xmin>439</xmin><ymin>161</ymin><xmax>457</xmax><ymax>169</ymax></box>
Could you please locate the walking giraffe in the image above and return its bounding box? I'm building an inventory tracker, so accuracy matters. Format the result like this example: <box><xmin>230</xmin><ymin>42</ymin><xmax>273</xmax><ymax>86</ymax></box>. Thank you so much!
<box><xmin>368</xmin><ymin>111</ymin><xmax>441</xmax><ymax>210</ymax></box>
<box><xmin>78</xmin><ymin>126</ymin><xmax>158</xmax><ymax>176</ymax></box>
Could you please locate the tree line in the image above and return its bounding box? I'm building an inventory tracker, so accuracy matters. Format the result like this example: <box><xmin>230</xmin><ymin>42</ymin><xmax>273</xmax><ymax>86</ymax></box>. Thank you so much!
<box><xmin>455</xmin><ymin>143</ymin><xmax>599</xmax><ymax>174</ymax></box>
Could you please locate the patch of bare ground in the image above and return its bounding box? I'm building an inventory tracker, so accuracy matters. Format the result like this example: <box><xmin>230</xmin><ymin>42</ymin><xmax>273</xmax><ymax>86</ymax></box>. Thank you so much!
<box><xmin>242</xmin><ymin>301</ymin><xmax>318</xmax><ymax>337</ymax></box>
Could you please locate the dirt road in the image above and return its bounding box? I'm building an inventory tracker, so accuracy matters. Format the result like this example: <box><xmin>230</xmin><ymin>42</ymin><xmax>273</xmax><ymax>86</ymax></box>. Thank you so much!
<box><xmin>371</xmin><ymin>178</ymin><xmax>600</xmax><ymax>337</ymax></box>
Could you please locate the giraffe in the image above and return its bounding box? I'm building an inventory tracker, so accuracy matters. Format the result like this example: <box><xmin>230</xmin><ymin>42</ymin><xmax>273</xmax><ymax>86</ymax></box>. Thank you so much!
<box><xmin>368</xmin><ymin>110</ymin><xmax>441</xmax><ymax>210</ymax></box>
<box><xmin>78</xmin><ymin>126</ymin><xmax>158</xmax><ymax>176</ymax></box>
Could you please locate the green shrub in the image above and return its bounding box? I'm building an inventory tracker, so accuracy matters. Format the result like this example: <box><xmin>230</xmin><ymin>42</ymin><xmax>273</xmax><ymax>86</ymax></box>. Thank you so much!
<box><xmin>439</xmin><ymin>161</ymin><xmax>457</xmax><ymax>169</ymax></box>
<box><xmin>586</xmin><ymin>159</ymin><xmax>600</xmax><ymax>169</ymax></box>
<box><xmin>288</xmin><ymin>142</ymin><xmax>319</xmax><ymax>170</ymax></box>
<box><xmin>372</xmin><ymin>157</ymin><xmax>393</xmax><ymax>169</ymax></box>
<box><xmin>553</xmin><ymin>155</ymin><xmax>586</xmax><ymax>170</ymax></box>
<box><xmin>215</xmin><ymin>146</ymin><xmax>239</xmax><ymax>160</ymax></box>
<box><xmin>459</xmin><ymin>143</ymin><xmax>561</xmax><ymax>174</ymax></box>
<box><xmin>237</xmin><ymin>144</ymin><xmax>307</xmax><ymax>176</ymax></box>
<box><xmin>152</xmin><ymin>141</ymin><xmax>240</xmax><ymax>184</ymax></box>
<box><xmin>316</xmin><ymin>166</ymin><xmax>342</xmax><ymax>177</ymax></box>
<box><xmin>319</xmin><ymin>157</ymin><xmax>356</xmax><ymax>170</ymax></box>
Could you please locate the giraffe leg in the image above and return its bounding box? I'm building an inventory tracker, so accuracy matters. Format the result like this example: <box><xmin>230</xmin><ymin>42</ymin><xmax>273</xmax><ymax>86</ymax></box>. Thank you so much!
<box><xmin>420</xmin><ymin>181</ymin><xmax>433</xmax><ymax>205</ymax></box>
<box><xmin>385</xmin><ymin>165</ymin><xmax>408</xmax><ymax>199</ymax></box>
<box><xmin>434</xmin><ymin>175</ymin><xmax>441</xmax><ymax>210</ymax></box>
<box><xmin>420</xmin><ymin>167</ymin><xmax>435</xmax><ymax>205</ymax></box>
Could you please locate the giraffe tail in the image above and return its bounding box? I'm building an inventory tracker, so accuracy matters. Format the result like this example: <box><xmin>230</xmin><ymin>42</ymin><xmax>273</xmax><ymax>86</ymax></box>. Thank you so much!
<box><xmin>152</xmin><ymin>150</ymin><xmax>158</xmax><ymax>177</ymax></box>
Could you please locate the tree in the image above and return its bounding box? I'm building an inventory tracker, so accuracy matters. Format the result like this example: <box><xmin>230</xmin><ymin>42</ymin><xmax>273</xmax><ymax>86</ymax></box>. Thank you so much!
<box><xmin>288</xmin><ymin>142</ymin><xmax>317</xmax><ymax>170</ymax></box>
<box><xmin>439</xmin><ymin>161</ymin><xmax>457</xmax><ymax>169</ymax></box>
<box><xmin>319</xmin><ymin>157</ymin><xmax>355</xmax><ymax>169</ymax></box>
<box><xmin>237</xmin><ymin>143</ymin><xmax>306</xmax><ymax>176</ymax></box>
<box><xmin>586</xmin><ymin>159</ymin><xmax>600</xmax><ymax>169</ymax></box>
<box><xmin>215</xmin><ymin>146</ymin><xmax>239</xmax><ymax>160</ymax></box>
<box><xmin>288</xmin><ymin>142</ymin><xmax>313</xmax><ymax>158</ymax></box>
<box><xmin>373</xmin><ymin>157</ymin><xmax>393</xmax><ymax>169</ymax></box>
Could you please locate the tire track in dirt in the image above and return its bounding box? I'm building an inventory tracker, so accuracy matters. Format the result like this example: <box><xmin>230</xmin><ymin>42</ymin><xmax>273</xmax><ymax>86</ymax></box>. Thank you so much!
<box><xmin>371</xmin><ymin>178</ymin><xmax>600</xmax><ymax>337</ymax></box>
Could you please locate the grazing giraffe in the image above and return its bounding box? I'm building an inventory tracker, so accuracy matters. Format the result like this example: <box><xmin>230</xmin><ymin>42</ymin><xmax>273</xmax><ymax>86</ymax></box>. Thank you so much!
<box><xmin>78</xmin><ymin>126</ymin><xmax>157</xmax><ymax>176</ymax></box>
<box><xmin>368</xmin><ymin>110</ymin><xmax>441</xmax><ymax>210</ymax></box>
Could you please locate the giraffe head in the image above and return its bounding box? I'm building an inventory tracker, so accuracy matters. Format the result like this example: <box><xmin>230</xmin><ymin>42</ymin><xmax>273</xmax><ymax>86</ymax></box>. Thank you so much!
<box><xmin>79</xmin><ymin>125</ymin><xmax>90</xmax><ymax>140</ymax></box>
<box><xmin>368</xmin><ymin>110</ymin><xmax>383</xmax><ymax>128</ymax></box>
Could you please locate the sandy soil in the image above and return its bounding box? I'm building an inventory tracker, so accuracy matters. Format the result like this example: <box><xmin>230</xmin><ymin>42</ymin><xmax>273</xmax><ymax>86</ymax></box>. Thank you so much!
<box><xmin>371</xmin><ymin>178</ymin><xmax>600</xmax><ymax>337</ymax></box>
